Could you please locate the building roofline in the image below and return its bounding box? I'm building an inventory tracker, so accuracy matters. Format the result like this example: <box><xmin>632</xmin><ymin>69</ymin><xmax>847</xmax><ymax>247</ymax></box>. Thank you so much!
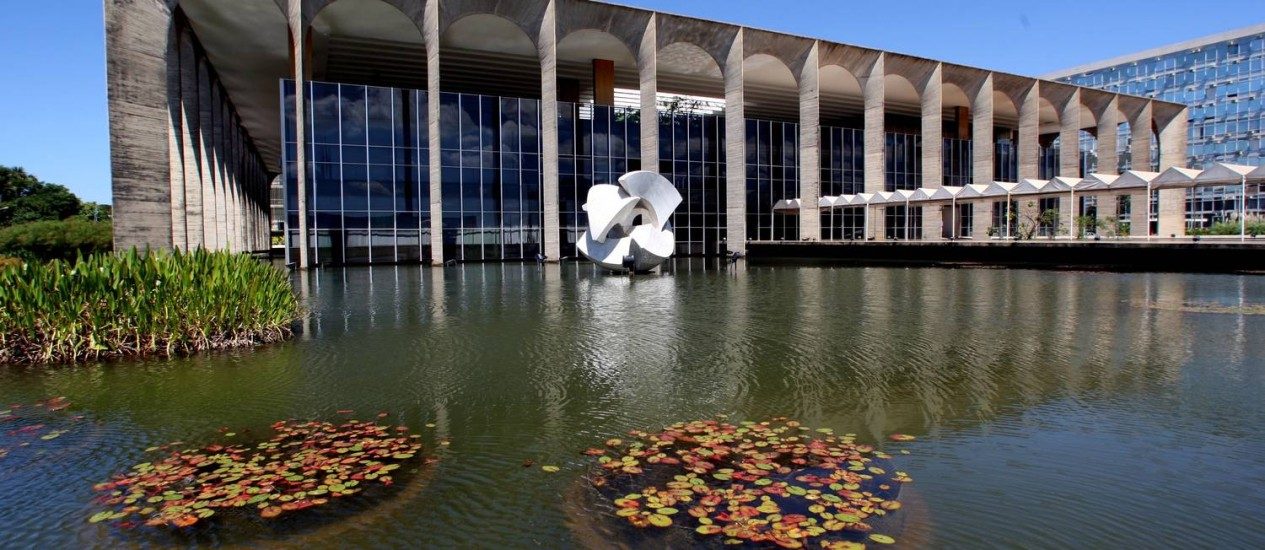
<box><xmin>589</xmin><ymin>0</ymin><xmax>1183</xmax><ymax>108</ymax></box>
<box><xmin>1042</xmin><ymin>22</ymin><xmax>1265</xmax><ymax>79</ymax></box>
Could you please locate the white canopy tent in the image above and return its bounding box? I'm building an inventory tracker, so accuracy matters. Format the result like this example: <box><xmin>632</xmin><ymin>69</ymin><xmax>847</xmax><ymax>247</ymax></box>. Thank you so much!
<box><xmin>980</xmin><ymin>182</ymin><xmax>1022</xmax><ymax>238</ymax></box>
<box><xmin>1191</xmin><ymin>163</ymin><xmax>1259</xmax><ymax>241</ymax></box>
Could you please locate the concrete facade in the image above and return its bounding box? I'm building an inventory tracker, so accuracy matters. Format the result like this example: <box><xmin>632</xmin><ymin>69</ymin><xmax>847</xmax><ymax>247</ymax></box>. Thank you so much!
<box><xmin>106</xmin><ymin>0</ymin><xmax>1190</xmax><ymax>264</ymax></box>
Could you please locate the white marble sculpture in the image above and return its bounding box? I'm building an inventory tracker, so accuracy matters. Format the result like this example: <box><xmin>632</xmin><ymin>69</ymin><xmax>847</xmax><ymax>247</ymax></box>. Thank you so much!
<box><xmin>577</xmin><ymin>171</ymin><xmax>681</xmax><ymax>272</ymax></box>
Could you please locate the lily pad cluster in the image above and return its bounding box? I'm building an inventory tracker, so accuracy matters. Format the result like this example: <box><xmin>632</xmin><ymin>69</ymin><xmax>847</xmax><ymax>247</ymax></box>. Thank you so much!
<box><xmin>585</xmin><ymin>418</ymin><xmax>916</xmax><ymax>548</ymax></box>
<box><xmin>89</xmin><ymin>418</ymin><xmax>425</xmax><ymax>530</ymax></box>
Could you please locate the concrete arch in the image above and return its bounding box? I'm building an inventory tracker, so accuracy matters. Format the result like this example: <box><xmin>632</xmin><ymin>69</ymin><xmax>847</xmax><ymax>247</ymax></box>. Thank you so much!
<box><xmin>556</xmin><ymin>28</ymin><xmax>639</xmax><ymax>93</ymax></box>
<box><xmin>438</xmin><ymin>1</ymin><xmax>548</xmax><ymax>51</ymax></box>
<box><xmin>555</xmin><ymin>0</ymin><xmax>650</xmax><ymax>63</ymax></box>
<box><xmin>743</xmin><ymin>52</ymin><xmax>799</xmax><ymax>120</ymax></box>
<box><xmin>654</xmin><ymin>13</ymin><xmax>735</xmax><ymax>76</ymax></box>
<box><xmin>942</xmin><ymin>82</ymin><xmax>970</xmax><ymax>109</ymax></box>
<box><xmin>743</xmin><ymin>53</ymin><xmax>798</xmax><ymax>89</ymax></box>
<box><xmin>993</xmin><ymin>90</ymin><xmax>1018</xmax><ymax>121</ymax></box>
<box><xmin>438</xmin><ymin>12</ymin><xmax>539</xmax><ymax>99</ymax></box>
<box><xmin>309</xmin><ymin>0</ymin><xmax>427</xmax><ymax>88</ymax></box>
<box><xmin>309</xmin><ymin>0</ymin><xmax>425</xmax><ymax>40</ymax></box>
<box><xmin>441</xmin><ymin>13</ymin><xmax>536</xmax><ymax>56</ymax></box>
<box><xmin>820</xmin><ymin>64</ymin><xmax>863</xmax><ymax>120</ymax></box>
<box><xmin>883</xmin><ymin>73</ymin><xmax>920</xmax><ymax>109</ymax></box>
<box><xmin>658</xmin><ymin>41</ymin><xmax>723</xmax><ymax>97</ymax></box>
<box><xmin>743</xmin><ymin>29</ymin><xmax>814</xmax><ymax>83</ymax></box>
<box><xmin>304</xmin><ymin>0</ymin><xmax>424</xmax><ymax>35</ymax></box>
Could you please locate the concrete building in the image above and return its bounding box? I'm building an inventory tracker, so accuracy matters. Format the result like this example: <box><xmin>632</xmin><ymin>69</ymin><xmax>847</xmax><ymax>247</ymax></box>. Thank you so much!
<box><xmin>1047</xmin><ymin>24</ymin><xmax>1265</xmax><ymax>231</ymax></box>
<box><xmin>107</xmin><ymin>0</ymin><xmax>1192</xmax><ymax>266</ymax></box>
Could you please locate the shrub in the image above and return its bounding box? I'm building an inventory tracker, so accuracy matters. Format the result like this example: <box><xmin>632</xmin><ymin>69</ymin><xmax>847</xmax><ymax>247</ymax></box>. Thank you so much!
<box><xmin>1188</xmin><ymin>219</ymin><xmax>1265</xmax><ymax>237</ymax></box>
<box><xmin>0</xmin><ymin>249</ymin><xmax>299</xmax><ymax>364</ymax></box>
<box><xmin>0</xmin><ymin>218</ymin><xmax>113</xmax><ymax>262</ymax></box>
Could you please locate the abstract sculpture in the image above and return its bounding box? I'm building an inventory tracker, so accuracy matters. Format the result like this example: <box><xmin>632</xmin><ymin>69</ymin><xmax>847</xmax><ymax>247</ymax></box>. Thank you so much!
<box><xmin>577</xmin><ymin>171</ymin><xmax>681</xmax><ymax>272</ymax></box>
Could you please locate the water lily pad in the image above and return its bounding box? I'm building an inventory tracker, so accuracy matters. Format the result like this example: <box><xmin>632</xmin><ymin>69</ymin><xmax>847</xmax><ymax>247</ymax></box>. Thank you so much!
<box><xmin>647</xmin><ymin>514</ymin><xmax>672</xmax><ymax>527</ymax></box>
<box><xmin>583</xmin><ymin>417</ymin><xmax>916</xmax><ymax>547</ymax></box>
<box><xmin>89</xmin><ymin>418</ymin><xmax>427</xmax><ymax>532</ymax></box>
<box><xmin>869</xmin><ymin>533</ymin><xmax>896</xmax><ymax>544</ymax></box>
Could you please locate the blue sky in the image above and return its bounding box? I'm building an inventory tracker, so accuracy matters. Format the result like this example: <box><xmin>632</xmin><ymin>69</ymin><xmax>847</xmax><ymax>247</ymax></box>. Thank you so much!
<box><xmin>1</xmin><ymin>1</ymin><xmax>1259</xmax><ymax>203</ymax></box>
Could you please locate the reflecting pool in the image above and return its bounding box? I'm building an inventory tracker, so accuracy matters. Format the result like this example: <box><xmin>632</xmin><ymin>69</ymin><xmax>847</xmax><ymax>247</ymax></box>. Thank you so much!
<box><xmin>2</xmin><ymin>262</ymin><xmax>1264</xmax><ymax>547</ymax></box>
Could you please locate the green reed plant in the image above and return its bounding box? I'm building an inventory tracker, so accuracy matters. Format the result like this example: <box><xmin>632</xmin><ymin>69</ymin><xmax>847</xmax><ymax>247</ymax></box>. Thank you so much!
<box><xmin>0</xmin><ymin>249</ymin><xmax>299</xmax><ymax>364</ymax></box>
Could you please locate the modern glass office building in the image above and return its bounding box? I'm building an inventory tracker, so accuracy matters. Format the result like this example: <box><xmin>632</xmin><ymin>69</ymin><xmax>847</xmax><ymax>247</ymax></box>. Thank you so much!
<box><xmin>107</xmin><ymin>0</ymin><xmax>1190</xmax><ymax>262</ymax></box>
<box><xmin>1049</xmin><ymin>24</ymin><xmax>1265</xmax><ymax>229</ymax></box>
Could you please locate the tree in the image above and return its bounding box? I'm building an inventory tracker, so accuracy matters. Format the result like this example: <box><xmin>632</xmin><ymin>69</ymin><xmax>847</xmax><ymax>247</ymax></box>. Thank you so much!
<box><xmin>79</xmin><ymin>201</ymin><xmax>113</xmax><ymax>222</ymax></box>
<box><xmin>0</xmin><ymin>166</ymin><xmax>82</xmax><ymax>227</ymax></box>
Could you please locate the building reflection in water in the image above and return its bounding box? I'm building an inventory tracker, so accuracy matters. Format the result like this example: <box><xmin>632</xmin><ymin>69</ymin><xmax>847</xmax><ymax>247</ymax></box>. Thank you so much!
<box><xmin>282</xmin><ymin>262</ymin><xmax>1264</xmax><ymax>440</ymax></box>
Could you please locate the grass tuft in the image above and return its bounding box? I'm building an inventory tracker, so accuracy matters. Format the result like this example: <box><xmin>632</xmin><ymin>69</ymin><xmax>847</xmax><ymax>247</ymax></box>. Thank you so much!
<box><xmin>0</xmin><ymin>249</ymin><xmax>299</xmax><ymax>365</ymax></box>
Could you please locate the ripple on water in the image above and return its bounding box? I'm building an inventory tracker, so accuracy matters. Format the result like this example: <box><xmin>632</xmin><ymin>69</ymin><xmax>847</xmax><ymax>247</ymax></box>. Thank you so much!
<box><xmin>1</xmin><ymin>263</ymin><xmax>1264</xmax><ymax>547</ymax></box>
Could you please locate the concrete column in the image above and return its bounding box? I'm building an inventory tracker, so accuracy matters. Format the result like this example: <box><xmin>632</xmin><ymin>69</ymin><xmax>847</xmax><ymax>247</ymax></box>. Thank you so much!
<box><xmin>424</xmin><ymin>0</ymin><xmax>443</xmax><ymax>264</ymax></box>
<box><xmin>724</xmin><ymin>29</ymin><xmax>746</xmax><ymax>251</ymax></box>
<box><xmin>179</xmin><ymin>29</ymin><xmax>204</xmax><ymax>249</ymax></box>
<box><xmin>288</xmin><ymin>0</ymin><xmax>309</xmax><ymax>268</ymax></box>
<box><xmin>1130</xmin><ymin>101</ymin><xmax>1153</xmax><ymax>171</ymax></box>
<box><xmin>1157</xmin><ymin>190</ymin><xmax>1185</xmax><ymax>237</ymax></box>
<box><xmin>197</xmin><ymin>60</ymin><xmax>217</xmax><ymax>249</ymax></box>
<box><xmin>1059</xmin><ymin>89</ymin><xmax>1080</xmax><ymax>177</ymax></box>
<box><xmin>798</xmin><ymin>42</ymin><xmax>821</xmax><ymax>239</ymax></box>
<box><xmin>923</xmin><ymin>205</ymin><xmax>942</xmax><ymax>240</ymax></box>
<box><xmin>104</xmin><ymin>0</ymin><xmax>173</xmax><ymax>251</ymax></box>
<box><xmin>1158</xmin><ymin>107</ymin><xmax>1188</xmax><ymax>170</ymax></box>
<box><xmin>639</xmin><ymin>14</ymin><xmax>658</xmax><ymax>168</ymax></box>
<box><xmin>971</xmin><ymin>201</ymin><xmax>990</xmax><ymax>239</ymax></box>
<box><xmin>869</xmin><ymin>204</ymin><xmax>886</xmax><ymax>241</ymax></box>
<box><xmin>1098</xmin><ymin>194</ymin><xmax>1119</xmax><ymax>235</ymax></box>
<box><xmin>1127</xmin><ymin>191</ymin><xmax>1148</xmax><ymax>236</ymax></box>
<box><xmin>1017</xmin><ymin>82</ymin><xmax>1040</xmax><ymax>180</ymax></box>
<box><xmin>972</xmin><ymin>74</ymin><xmax>994</xmax><ymax>184</ymax></box>
<box><xmin>165</xmin><ymin>22</ymin><xmax>187</xmax><ymax>251</ymax></box>
<box><xmin>226</xmin><ymin>113</ymin><xmax>237</xmax><ymax>253</ymax></box>
<box><xmin>862</xmin><ymin>54</ymin><xmax>885</xmax><ymax>193</ymax></box>
<box><xmin>1059</xmin><ymin>193</ymin><xmax>1074</xmax><ymax>237</ymax></box>
<box><xmin>221</xmin><ymin>101</ymin><xmax>235</xmax><ymax>252</ymax></box>
<box><xmin>212</xmin><ymin>88</ymin><xmax>228</xmax><ymax>250</ymax></box>
<box><xmin>540</xmin><ymin>0</ymin><xmax>561</xmax><ymax>261</ymax></box>
<box><xmin>1157</xmin><ymin>106</ymin><xmax>1189</xmax><ymax>238</ymax></box>
<box><xmin>921</xmin><ymin>63</ymin><xmax>943</xmax><ymax>188</ymax></box>
<box><xmin>1096</xmin><ymin>96</ymin><xmax>1120</xmax><ymax>175</ymax></box>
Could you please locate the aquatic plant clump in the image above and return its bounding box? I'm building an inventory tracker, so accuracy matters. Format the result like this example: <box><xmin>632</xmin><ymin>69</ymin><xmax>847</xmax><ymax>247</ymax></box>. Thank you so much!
<box><xmin>0</xmin><ymin>249</ymin><xmax>300</xmax><ymax>364</ymax></box>
<box><xmin>89</xmin><ymin>419</ymin><xmax>425</xmax><ymax>530</ymax></box>
<box><xmin>585</xmin><ymin>418</ymin><xmax>916</xmax><ymax>548</ymax></box>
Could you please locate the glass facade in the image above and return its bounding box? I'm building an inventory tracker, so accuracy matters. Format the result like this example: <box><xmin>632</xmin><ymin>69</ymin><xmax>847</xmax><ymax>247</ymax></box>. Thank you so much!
<box><xmin>943</xmin><ymin>138</ymin><xmax>972</xmax><ymax>186</ymax></box>
<box><xmin>558</xmin><ymin>103</ymin><xmax>640</xmax><ymax>258</ymax></box>
<box><xmin>1037</xmin><ymin>196</ymin><xmax>1060</xmax><ymax>237</ymax></box>
<box><xmin>991</xmin><ymin>200</ymin><xmax>1018</xmax><ymax>237</ymax></box>
<box><xmin>745</xmin><ymin>119</ymin><xmax>799</xmax><ymax>241</ymax></box>
<box><xmin>885</xmin><ymin>132</ymin><xmax>921</xmax><ymax>191</ymax></box>
<box><xmin>285</xmin><ymin>80</ymin><xmax>741</xmax><ymax>264</ymax></box>
<box><xmin>659</xmin><ymin>111</ymin><xmax>726</xmax><ymax>255</ymax></box>
<box><xmin>282</xmin><ymin>80</ymin><xmax>430</xmax><ymax>264</ymax></box>
<box><xmin>438</xmin><ymin>92</ymin><xmax>543</xmax><ymax>262</ymax></box>
<box><xmin>995</xmin><ymin>138</ymin><xmax>1019</xmax><ymax>182</ymax></box>
<box><xmin>957</xmin><ymin>203</ymin><xmax>974</xmax><ymax>237</ymax></box>
<box><xmin>1058</xmin><ymin>30</ymin><xmax>1265</xmax><ymax>226</ymax></box>
<box><xmin>820</xmin><ymin>126</ymin><xmax>864</xmax><ymax>240</ymax></box>
<box><xmin>884</xmin><ymin>205</ymin><xmax>922</xmax><ymax>240</ymax></box>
